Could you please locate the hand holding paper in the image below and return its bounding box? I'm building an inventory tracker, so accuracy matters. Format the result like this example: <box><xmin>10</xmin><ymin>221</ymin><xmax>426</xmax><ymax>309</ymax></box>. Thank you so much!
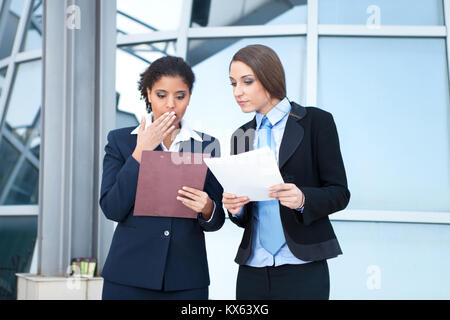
<box><xmin>222</xmin><ymin>192</ymin><xmax>250</xmax><ymax>215</ymax></box>
<box><xmin>204</xmin><ymin>147</ymin><xmax>284</xmax><ymax>201</ymax></box>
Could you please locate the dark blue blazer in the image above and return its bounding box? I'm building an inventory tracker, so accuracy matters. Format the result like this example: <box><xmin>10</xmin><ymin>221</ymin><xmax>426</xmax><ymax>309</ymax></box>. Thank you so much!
<box><xmin>100</xmin><ymin>126</ymin><xmax>225</xmax><ymax>291</ymax></box>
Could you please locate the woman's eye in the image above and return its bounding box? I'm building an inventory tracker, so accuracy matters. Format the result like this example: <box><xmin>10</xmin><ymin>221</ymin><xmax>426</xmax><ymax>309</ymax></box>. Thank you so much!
<box><xmin>244</xmin><ymin>80</ymin><xmax>254</xmax><ymax>85</ymax></box>
<box><xmin>157</xmin><ymin>94</ymin><xmax>166</xmax><ymax>98</ymax></box>
<box><xmin>176</xmin><ymin>95</ymin><xmax>185</xmax><ymax>100</ymax></box>
<box><xmin>230</xmin><ymin>82</ymin><xmax>236</xmax><ymax>87</ymax></box>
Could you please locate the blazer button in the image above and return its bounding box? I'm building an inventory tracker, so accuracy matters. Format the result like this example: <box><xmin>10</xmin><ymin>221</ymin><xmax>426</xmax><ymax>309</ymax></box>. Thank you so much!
<box><xmin>164</xmin><ymin>230</ymin><xmax>170</xmax><ymax>237</ymax></box>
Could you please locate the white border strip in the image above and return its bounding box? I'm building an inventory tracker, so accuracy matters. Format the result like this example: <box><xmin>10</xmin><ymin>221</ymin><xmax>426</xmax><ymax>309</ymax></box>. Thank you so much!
<box><xmin>0</xmin><ymin>205</ymin><xmax>39</xmax><ymax>216</ymax></box>
<box><xmin>331</xmin><ymin>209</ymin><xmax>450</xmax><ymax>224</ymax></box>
<box><xmin>318</xmin><ymin>24</ymin><xmax>446</xmax><ymax>37</ymax></box>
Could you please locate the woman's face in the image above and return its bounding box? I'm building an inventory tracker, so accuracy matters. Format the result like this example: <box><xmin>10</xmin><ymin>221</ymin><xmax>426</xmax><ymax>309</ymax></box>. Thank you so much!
<box><xmin>147</xmin><ymin>75</ymin><xmax>191</xmax><ymax>128</ymax></box>
<box><xmin>229</xmin><ymin>61</ymin><xmax>274</xmax><ymax>115</ymax></box>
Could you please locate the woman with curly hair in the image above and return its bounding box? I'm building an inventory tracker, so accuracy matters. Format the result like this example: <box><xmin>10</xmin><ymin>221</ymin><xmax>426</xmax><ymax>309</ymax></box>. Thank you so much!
<box><xmin>100</xmin><ymin>56</ymin><xmax>224</xmax><ymax>300</ymax></box>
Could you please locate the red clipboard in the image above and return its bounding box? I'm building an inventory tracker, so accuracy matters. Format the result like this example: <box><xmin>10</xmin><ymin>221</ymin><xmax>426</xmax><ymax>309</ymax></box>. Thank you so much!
<box><xmin>134</xmin><ymin>151</ymin><xmax>210</xmax><ymax>219</ymax></box>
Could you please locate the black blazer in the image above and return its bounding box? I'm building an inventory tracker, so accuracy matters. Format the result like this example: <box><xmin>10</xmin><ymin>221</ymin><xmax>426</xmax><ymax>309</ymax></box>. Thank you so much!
<box><xmin>229</xmin><ymin>102</ymin><xmax>350</xmax><ymax>264</ymax></box>
<box><xmin>100</xmin><ymin>127</ymin><xmax>225</xmax><ymax>291</ymax></box>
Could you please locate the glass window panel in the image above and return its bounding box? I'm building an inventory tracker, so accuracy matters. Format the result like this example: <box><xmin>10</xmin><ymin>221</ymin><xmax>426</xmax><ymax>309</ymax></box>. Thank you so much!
<box><xmin>317</xmin><ymin>37</ymin><xmax>450</xmax><ymax>212</ymax></box>
<box><xmin>4</xmin><ymin>60</ymin><xmax>41</xmax><ymax>143</ymax></box>
<box><xmin>9</xmin><ymin>0</ymin><xmax>25</xmax><ymax>16</ymax></box>
<box><xmin>0</xmin><ymin>0</ymin><xmax>24</xmax><ymax>59</ymax></box>
<box><xmin>0</xmin><ymin>67</ymin><xmax>6</xmax><ymax>100</ymax></box>
<box><xmin>119</xmin><ymin>42</ymin><xmax>176</xmax><ymax>63</ymax></box>
<box><xmin>117</xmin><ymin>0</ymin><xmax>183</xmax><ymax>34</ymax></box>
<box><xmin>0</xmin><ymin>138</ymin><xmax>20</xmax><ymax>194</ymax></box>
<box><xmin>329</xmin><ymin>221</ymin><xmax>450</xmax><ymax>299</ymax></box>
<box><xmin>21</xmin><ymin>0</ymin><xmax>42</xmax><ymax>52</ymax></box>
<box><xmin>187</xmin><ymin>36</ymin><xmax>306</xmax><ymax>157</ymax></box>
<box><xmin>191</xmin><ymin>0</ymin><xmax>307</xmax><ymax>28</ymax></box>
<box><xmin>116</xmin><ymin>41</ymin><xmax>176</xmax><ymax>126</ymax></box>
<box><xmin>4</xmin><ymin>159</ymin><xmax>39</xmax><ymax>205</ymax></box>
<box><xmin>319</xmin><ymin>0</ymin><xmax>444</xmax><ymax>26</ymax></box>
<box><xmin>28</xmin><ymin>119</ymin><xmax>40</xmax><ymax>159</ymax></box>
<box><xmin>0</xmin><ymin>216</ymin><xmax>37</xmax><ymax>300</ymax></box>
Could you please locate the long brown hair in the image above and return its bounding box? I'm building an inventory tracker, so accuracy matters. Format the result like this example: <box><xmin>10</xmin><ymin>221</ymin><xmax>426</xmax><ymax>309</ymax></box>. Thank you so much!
<box><xmin>230</xmin><ymin>44</ymin><xmax>286</xmax><ymax>100</ymax></box>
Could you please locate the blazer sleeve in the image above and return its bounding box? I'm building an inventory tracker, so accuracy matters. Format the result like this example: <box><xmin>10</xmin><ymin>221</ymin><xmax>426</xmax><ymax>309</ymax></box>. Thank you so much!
<box><xmin>300</xmin><ymin>112</ymin><xmax>351</xmax><ymax>226</ymax></box>
<box><xmin>227</xmin><ymin>204</ymin><xmax>253</xmax><ymax>229</ymax></box>
<box><xmin>197</xmin><ymin>138</ymin><xmax>226</xmax><ymax>232</ymax></box>
<box><xmin>99</xmin><ymin>130</ymin><xmax>140</xmax><ymax>223</ymax></box>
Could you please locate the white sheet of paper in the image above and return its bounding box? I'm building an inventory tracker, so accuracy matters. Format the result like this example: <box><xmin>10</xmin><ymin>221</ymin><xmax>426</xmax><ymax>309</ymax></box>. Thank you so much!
<box><xmin>204</xmin><ymin>147</ymin><xmax>284</xmax><ymax>201</ymax></box>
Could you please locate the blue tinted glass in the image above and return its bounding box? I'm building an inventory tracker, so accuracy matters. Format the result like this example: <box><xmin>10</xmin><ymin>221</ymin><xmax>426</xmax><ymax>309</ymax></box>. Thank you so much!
<box><xmin>329</xmin><ymin>221</ymin><xmax>450</xmax><ymax>299</ymax></box>
<box><xmin>4</xmin><ymin>160</ymin><xmax>38</xmax><ymax>205</ymax></box>
<box><xmin>0</xmin><ymin>0</ymin><xmax>25</xmax><ymax>59</ymax></box>
<box><xmin>319</xmin><ymin>0</ymin><xmax>444</xmax><ymax>25</ymax></box>
<box><xmin>28</xmin><ymin>120</ymin><xmax>40</xmax><ymax>159</ymax></box>
<box><xmin>5</xmin><ymin>60</ymin><xmax>41</xmax><ymax>142</ymax></box>
<box><xmin>0</xmin><ymin>138</ymin><xmax>20</xmax><ymax>194</ymax></box>
<box><xmin>117</xmin><ymin>0</ymin><xmax>182</xmax><ymax>33</ymax></box>
<box><xmin>318</xmin><ymin>37</ymin><xmax>450</xmax><ymax>212</ymax></box>
<box><xmin>8</xmin><ymin>0</ymin><xmax>25</xmax><ymax>16</ymax></box>
<box><xmin>0</xmin><ymin>68</ymin><xmax>6</xmax><ymax>100</ymax></box>
<box><xmin>21</xmin><ymin>0</ymin><xmax>42</xmax><ymax>52</ymax></box>
<box><xmin>190</xmin><ymin>0</ymin><xmax>307</xmax><ymax>28</ymax></box>
<box><xmin>0</xmin><ymin>216</ymin><xmax>37</xmax><ymax>300</ymax></box>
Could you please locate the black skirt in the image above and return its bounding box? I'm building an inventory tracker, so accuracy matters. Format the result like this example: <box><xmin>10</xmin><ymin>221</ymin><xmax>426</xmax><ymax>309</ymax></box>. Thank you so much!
<box><xmin>236</xmin><ymin>260</ymin><xmax>330</xmax><ymax>300</ymax></box>
<box><xmin>102</xmin><ymin>279</ymin><xmax>208</xmax><ymax>300</ymax></box>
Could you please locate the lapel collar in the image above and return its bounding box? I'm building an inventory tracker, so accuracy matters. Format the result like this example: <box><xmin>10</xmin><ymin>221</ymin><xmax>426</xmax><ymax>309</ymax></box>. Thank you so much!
<box><xmin>231</xmin><ymin>101</ymin><xmax>307</xmax><ymax>163</ymax></box>
<box><xmin>179</xmin><ymin>138</ymin><xmax>204</xmax><ymax>154</ymax></box>
<box><xmin>231</xmin><ymin>117</ymin><xmax>257</xmax><ymax>155</ymax></box>
<box><xmin>179</xmin><ymin>138</ymin><xmax>193</xmax><ymax>153</ymax></box>
<box><xmin>278</xmin><ymin>102</ymin><xmax>307</xmax><ymax>169</ymax></box>
<box><xmin>245</xmin><ymin>117</ymin><xmax>256</xmax><ymax>152</ymax></box>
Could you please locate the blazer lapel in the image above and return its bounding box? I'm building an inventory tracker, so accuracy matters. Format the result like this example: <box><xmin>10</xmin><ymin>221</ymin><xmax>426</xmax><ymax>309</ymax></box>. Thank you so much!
<box><xmin>179</xmin><ymin>138</ymin><xmax>204</xmax><ymax>154</ymax></box>
<box><xmin>245</xmin><ymin>118</ymin><xmax>256</xmax><ymax>152</ymax></box>
<box><xmin>278</xmin><ymin>102</ymin><xmax>307</xmax><ymax>169</ymax></box>
<box><xmin>231</xmin><ymin>117</ymin><xmax>257</xmax><ymax>155</ymax></box>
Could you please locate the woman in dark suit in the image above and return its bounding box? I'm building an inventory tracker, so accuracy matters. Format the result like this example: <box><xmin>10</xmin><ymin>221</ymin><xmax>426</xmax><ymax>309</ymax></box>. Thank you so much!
<box><xmin>100</xmin><ymin>56</ymin><xmax>225</xmax><ymax>300</ymax></box>
<box><xmin>222</xmin><ymin>44</ymin><xmax>350</xmax><ymax>300</ymax></box>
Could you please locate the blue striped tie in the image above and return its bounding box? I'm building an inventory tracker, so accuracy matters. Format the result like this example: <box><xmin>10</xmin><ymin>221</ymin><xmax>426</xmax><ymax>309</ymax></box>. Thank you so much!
<box><xmin>257</xmin><ymin>116</ymin><xmax>285</xmax><ymax>255</ymax></box>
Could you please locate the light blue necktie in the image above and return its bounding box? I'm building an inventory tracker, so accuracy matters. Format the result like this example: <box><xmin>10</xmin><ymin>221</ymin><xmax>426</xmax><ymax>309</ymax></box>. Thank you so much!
<box><xmin>257</xmin><ymin>116</ymin><xmax>285</xmax><ymax>255</ymax></box>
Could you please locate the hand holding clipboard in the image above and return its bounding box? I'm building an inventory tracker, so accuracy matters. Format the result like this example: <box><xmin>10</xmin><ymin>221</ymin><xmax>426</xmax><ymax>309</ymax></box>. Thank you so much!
<box><xmin>134</xmin><ymin>151</ymin><xmax>212</xmax><ymax>219</ymax></box>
